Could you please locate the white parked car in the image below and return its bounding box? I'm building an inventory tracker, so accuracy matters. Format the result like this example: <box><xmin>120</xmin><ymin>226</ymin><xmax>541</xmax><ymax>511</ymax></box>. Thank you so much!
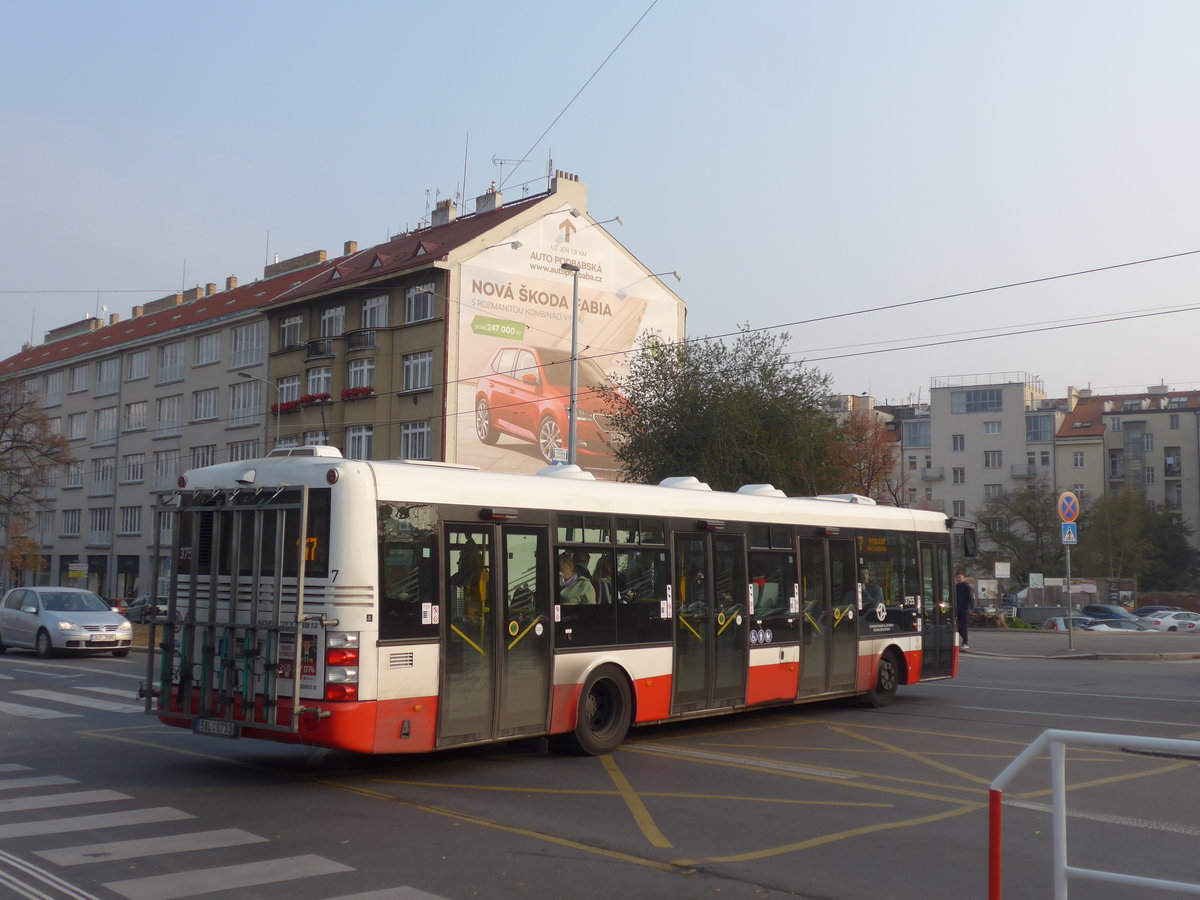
<box><xmin>0</xmin><ymin>587</ymin><xmax>133</xmax><ymax>657</ymax></box>
<box><xmin>1138</xmin><ymin>611</ymin><xmax>1200</xmax><ymax>633</ymax></box>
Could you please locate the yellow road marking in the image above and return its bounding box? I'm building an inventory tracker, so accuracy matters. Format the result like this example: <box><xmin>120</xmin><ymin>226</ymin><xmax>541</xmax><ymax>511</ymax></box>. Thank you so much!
<box><xmin>830</xmin><ymin>725</ymin><xmax>992</xmax><ymax>786</ymax></box>
<box><xmin>674</xmin><ymin>803</ymin><xmax>982</xmax><ymax>865</ymax></box>
<box><xmin>1012</xmin><ymin>760</ymin><xmax>1195</xmax><ymax>800</ymax></box>
<box><xmin>601</xmin><ymin>755</ymin><xmax>672</xmax><ymax>848</ymax></box>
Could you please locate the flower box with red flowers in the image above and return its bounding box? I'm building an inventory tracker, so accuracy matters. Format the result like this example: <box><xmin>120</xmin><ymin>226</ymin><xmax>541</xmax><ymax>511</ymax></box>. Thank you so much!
<box><xmin>341</xmin><ymin>386</ymin><xmax>375</xmax><ymax>401</ymax></box>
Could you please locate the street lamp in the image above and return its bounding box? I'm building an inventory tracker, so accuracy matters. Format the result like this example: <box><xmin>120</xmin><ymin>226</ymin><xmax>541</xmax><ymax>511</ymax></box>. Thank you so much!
<box><xmin>238</xmin><ymin>371</ymin><xmax>280</xmax><ymax>450</ymax></box>
<box><xmin>560</xmin><ymin>262</ymin><xmax>581</xmax><ymax>466</ymax></box>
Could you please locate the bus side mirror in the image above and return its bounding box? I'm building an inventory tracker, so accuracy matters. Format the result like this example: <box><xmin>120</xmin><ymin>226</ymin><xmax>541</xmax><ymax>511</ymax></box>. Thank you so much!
<box><xmin>962</xmin><ymin>528</ymin><xmax>978</xmax><ymax>558</ymax></box>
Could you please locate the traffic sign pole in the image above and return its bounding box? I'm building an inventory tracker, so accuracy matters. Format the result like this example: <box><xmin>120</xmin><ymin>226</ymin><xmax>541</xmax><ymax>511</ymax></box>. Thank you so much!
<box><xmin>1057</xmin><ymin>492</ymin><xmax>1078</xmax><ymax>652</ymax></box>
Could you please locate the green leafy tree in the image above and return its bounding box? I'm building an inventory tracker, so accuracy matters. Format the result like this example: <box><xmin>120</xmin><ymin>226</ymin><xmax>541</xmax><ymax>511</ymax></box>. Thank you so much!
<box><xmin>1075</xmin><ymin>492</ymin><xmax>1200</xmax><ymax>590</ymax></box>
<box><xmin>599</xmin><ymin>329</ymin><xmax>838</xmax><ymax>493</ymax></box>
<box><xmin>972</xmin><ymin>480</ymin><xmax>1064</xmax><ymax>578</ymax></box>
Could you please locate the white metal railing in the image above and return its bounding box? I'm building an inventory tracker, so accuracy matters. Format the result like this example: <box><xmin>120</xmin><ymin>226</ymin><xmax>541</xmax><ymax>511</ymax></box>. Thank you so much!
<box><xmin>989</xmin><ymin>729</ymin><xmax>1200</xmax><ymax>899</ymax></box>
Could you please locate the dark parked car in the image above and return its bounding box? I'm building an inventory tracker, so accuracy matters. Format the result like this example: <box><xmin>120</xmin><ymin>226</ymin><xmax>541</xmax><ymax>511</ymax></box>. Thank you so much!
<box><xmin>124</xmin><ymin>595</ymin><xmax>171</xmax><ymax>624</ymax></box>
<box><xmin>1081</xmin><ymin>604</ymin><xmax>1139</xmax><ymax>621</ymax></box>
<box><xmin>474</xmin><ymin>345</ymin><xmax>622</xmax><ymax>464</ymax></box>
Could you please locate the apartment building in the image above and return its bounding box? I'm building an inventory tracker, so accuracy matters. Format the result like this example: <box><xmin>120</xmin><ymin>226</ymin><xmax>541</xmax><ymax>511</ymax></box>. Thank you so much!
<box><xmin>0</xmin><ymin>172</ymin><xmax>685</xmax><ymax>597</ymax></box>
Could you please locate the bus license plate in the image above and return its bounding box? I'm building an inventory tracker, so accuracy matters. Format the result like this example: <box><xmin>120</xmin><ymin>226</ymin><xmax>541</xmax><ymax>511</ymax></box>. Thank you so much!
<box><xmin>194</xmin><ymin>718</ymin><xmax>240</xmax><ymax>739</ymax></box>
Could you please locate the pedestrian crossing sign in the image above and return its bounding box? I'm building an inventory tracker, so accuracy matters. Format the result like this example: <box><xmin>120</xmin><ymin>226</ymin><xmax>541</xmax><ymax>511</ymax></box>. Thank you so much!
<box><xmin>1061</xmin><ymin>522</ymin><xmax>1077</xmax><ymax>545</ymax></box>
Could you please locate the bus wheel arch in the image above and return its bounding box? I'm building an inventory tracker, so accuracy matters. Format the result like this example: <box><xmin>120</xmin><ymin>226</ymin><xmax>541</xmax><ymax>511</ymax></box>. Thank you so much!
<box><xmin>550</xmin><ymin>663</ymin><xmax>633</xmax><ymax>756</ymax></box>
<box><xmin>861</xmin><ymin>647</ymin><xmax>903</xmax><ymax>708</ymax></box>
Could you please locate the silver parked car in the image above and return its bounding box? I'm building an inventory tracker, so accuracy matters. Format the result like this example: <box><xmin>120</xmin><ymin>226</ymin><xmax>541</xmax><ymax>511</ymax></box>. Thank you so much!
<box><xmin>0</xmin><ymin>586</ymin><xmax>133</xmax><ymax>658</ymax></box>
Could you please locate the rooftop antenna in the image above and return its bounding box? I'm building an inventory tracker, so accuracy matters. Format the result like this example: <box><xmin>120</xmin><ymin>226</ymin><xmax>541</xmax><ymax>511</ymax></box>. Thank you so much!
<box><xmin>461</xmin><ymin>132</ymin><xmax>469</xmax><ymax>213</ymax></box>
<box><xmin>264</xmin><ymin>230</ymin><xmax>270</xmax><ymax>267</ymax></box>
<box><xmin>181</xmin><ymin>261</ymin><xmax>186</xmax><ymax>293</ymax></box>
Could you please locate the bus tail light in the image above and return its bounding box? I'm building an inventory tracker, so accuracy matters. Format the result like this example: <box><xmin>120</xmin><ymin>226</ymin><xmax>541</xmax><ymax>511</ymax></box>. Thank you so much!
<box><xmin>325</xmin><ymin>632</ymin><xmax>359</xmax><ymax>701</ymax></box>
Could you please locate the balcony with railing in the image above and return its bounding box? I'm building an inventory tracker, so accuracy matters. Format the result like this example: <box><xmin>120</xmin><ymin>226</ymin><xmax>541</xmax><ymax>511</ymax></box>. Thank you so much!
<box><xmin>306</xmin><ymin>338</ymin><xmax>336</xmax><ymax>360</ymax></box>
<box><xmin>346</xmin><ymin>329</ymin><xmax>377</xmax><ymax>351</ymax></box>
<box><xmin>1010</xmin><ymin>464</ymin><xmax>1037</xmax><ymax>478</ymax></box>
<box><xmin>921</xmin><ymin>467</ymin><xmax>944</xmax><ymax>481</ymax></box>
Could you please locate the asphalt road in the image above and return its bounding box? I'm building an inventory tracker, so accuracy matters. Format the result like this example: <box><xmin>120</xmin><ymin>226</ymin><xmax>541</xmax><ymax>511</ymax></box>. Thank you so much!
<box><xmin>1</xmin><ymin>641</ymin><xmax>1198</xmax><ymax>899</ymax></box>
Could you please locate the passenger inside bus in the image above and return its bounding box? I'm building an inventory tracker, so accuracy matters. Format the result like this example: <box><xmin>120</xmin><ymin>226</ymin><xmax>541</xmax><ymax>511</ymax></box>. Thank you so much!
<box><xmin>558</xmin><ymin>552</ymin><xmax>596</xmax><ymax>604</ymax></box>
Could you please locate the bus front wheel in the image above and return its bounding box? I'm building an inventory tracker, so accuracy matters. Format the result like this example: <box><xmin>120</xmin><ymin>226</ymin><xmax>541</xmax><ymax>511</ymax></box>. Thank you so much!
<box><xmin>551</xmin><ymin>665</ymin><xmax>632</xmax><ymax>756</ymax></box>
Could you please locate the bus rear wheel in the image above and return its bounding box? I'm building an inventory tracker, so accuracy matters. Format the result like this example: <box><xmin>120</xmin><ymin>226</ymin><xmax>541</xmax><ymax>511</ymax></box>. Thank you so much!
<box><xmin>551</xmin><ymin>664</ymin><xmax>631</xmax><ymax>756</ymax></box>
<box><xmin>861</xmin><ymin>651</ymin><xmax>900</xmax><ymax>708</ymax></box>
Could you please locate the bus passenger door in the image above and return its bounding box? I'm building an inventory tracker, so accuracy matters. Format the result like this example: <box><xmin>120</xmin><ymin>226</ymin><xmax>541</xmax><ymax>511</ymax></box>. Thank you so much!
<box><xmin>672</xmin><ymin>533</ymin><xmax>749</xmax><ymax>714</ymax></box>
<box><xmin>438</xmin><ymin>525</ymin><xmax>552</xmax><ymax>746</ymax></box>
<box><xmin>920</xmin><ymin>542</ymin><xmax>954</xmax><ymax>678</ymax></box>
<box><xmin>797</xmin><ymin>537</ymin><xmax>858</xmax><ymax>695</ymax></box>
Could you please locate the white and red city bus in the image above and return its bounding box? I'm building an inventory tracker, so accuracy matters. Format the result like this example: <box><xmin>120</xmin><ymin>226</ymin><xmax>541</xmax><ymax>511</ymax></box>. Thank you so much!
<box><xmin>145</xmin><ymin>448</ymin><xmax>969</xmax><ymax>755</ymax></box>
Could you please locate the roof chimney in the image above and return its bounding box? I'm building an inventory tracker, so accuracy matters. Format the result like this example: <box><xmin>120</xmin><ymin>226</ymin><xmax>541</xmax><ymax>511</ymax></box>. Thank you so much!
<box><xmin>182</xmin><ymin>286</ymin><xmax>205</xmax><ymax>303</ymax></box>
<box><xmin>432</xmin><ymin>199</ymin><xmax>457</xmax><ymax>226</ymax></box>
<box><xmin>108</xmin><ymin>313</ymin><xmax>120</xmax><ymax>325</ymax></box>
<box><xmin>132</xmin><ymin>305</ymin><xmax>144</xmax><ymax>318</ymax></box>
<box><xmin>205</xmin><ymin>282</ymin><xmax>217</xmax><ymax>296</ymax></box>
<box><xmin>264</xmin><ymin>249</ymin><xmax>327</xmax><ymax>279</ymax></box>
<box><xmin>225</xmin><ymin>275</ymin><xmax>238</xmax><ymax>291</ymax></box>
<box><xmin>344</xmin><ymin>240</ymin><xmax>358</xmax><ymax>255</ymax></box>
<box><xmin>475</xmin><ymin>183</ymin><xmax>503</xmax><ymax>214</ymax></box>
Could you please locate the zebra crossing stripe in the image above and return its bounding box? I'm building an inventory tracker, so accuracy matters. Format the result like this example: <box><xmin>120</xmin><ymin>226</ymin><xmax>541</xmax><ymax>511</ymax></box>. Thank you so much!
<box><xmin>14</xmin><ymin>690</ymin><xmax>143</xmax><ymax>713</ymax></box>
<box><xmin>104</xmin><ymin>854</ymin><xmax>353</xmax><ymax>900</ymax></box>
<box><xmin>0</xmin><ymin>699</ymin><xmax>78</xmax><ymax>719</ymax></box>
<box><xmin>36</xmin><ymin>828</ymin><xmax>266</xmax><ymax>866</ymax></box>
<box><xmin>0</xmin><ymin>790</ymin><xmax>129</xmax><ymax>814</ymax></box>
<box><xmin>324</xmin><ymin>889</ymin><xmax>451</xmax><ymax>899</ymax></box>
<box><xmin>0</xmin><ymin>776</ymin><xmax>77</xmax><ymax>792</ymax></box>
<box><xmin>0</xmin><ymin>807</ymin><xmax>193</xmax><ymax>840</ymax></box>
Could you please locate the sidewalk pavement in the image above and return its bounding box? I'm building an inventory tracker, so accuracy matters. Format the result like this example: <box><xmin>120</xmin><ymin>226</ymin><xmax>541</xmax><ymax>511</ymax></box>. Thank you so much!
<box><xmin>964</xmin><ymin>627</ymin><xmax>1200</xmax><ymax>660</ymax></box>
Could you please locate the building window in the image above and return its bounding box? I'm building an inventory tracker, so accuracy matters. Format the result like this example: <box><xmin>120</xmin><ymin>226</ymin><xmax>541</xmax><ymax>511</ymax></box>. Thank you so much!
<box><xmin>64</xmin><ymin>461</ymin><xmax>83</xmax><ymax>489</ymax></box>
<box><xmin>363</xmin><ymin>295</ymin><xmax>389</xmax><ymax>328</ymax></box>
<box><xmin>345</xmin><ymin>425</ymin><xmax>373</xmax><ymax>460</ymax></box>
<box><xmin>88</xmin><ymin>507</ymin><xmax>112</xmax><ymax>545</ymax></box>
<box><xmin>191</xmin><ymin>444</ymin><xmax>216</xmax><ymax>468</ymax></box>
<box><xmin>1073</xmin><ymin>451</ymin><xmax>1084</xmax><ymax>468</ymax></box>
<box><xmin>123</xmin><ymin>400</ymin><xmax>147</xmax><ymax>432</ymax></box>
<box><xmin>902</xmin><ymin>420</ymin><xmax>931</xmax><ymax>447</ymax></box>
<box><xmin>952</xmin><ymin>500</ymin><xmax>965</xmax><ymax>517</ymax></box>
<box><xmin>1145</xmin><ymin>466</ymin><xmax>1156</xmax><ymax>485</ymax></box>
<box><xmin>951</xmin><ymin>389</ymin><xmax>1003</xmax><ymax>414</ymax></box>
<box><xmin>126</xmin><ymin>350</ymin><xmax>149</xmax><ymax>381</ymax></box>
<box><xmin>907</xmin><ymin>455</ymin><xmax>917</xmax><ymax>471</ymax></box>
<box><xmin>194</xmin><ymin>332</ymin><xmax>221</xmax><ymax>366</ymax></box>
<box><xmin>95</xmin><ymin>407</ymin><xmax>118</xmax><ymax>443</ymax></box>
<box><xmin>46</xmin><ymin>417</ymin><xmax>62</xmax><ymax>437</ymax></box>
<box><xmin>303</xmin><ymin>430</ymin><xmax>329</xmax><ymax>445</ymax></box>
<box><xmin>231</xmin><ymin>321</ymin><xmax>265</xmax><ymax>368</ymax></box>
<box><xmin>401</xmin><ymin>421</ymin><xmax>432</xmax><ymax>460</ymax></box>
<box><xmin>122</xmin><ymin>453</ymin><xmax>145</xmax><ymax>484</ymax></box>
<box><xmin>1110</xmin><ymin>418</ymin><xmax>1121</xmax><ymax>432</ymax></box>
<box><xmin>405</xmin><ymin>283</ymin><xmax>435</xmax><ymax>323</ymax></box>
<box><xmin>320</xmin><ymin>305</ymin><xmax>346</xmax><ymax>337</ymax></box>
<box><xmin>69</xmin><ymin>365</ymin><xmax>88</xmax><ymax>393</ymax></box>
<box><xmin>42</xmin><ymin>371</ymin><xmax>63</xmax><ymax>406</ymax></box>
<box><xmin>96</xmin><ymin>358</ymin><xmax>120</xmax><ymax>395</ymax></box>
<box><xmin>983</xmin><ymin>421</ymin><xmax>1001</xmax><ymax>435</ymax></box>
<box><xmin>280</xmin><ymin>315</ymin><xmax>302</xmax><ymax>350</ymax></box>
<box><xmin>278</xmin><ymin>375</ymin><xmax>300</xmax><ymax>404</ymax></box>
<box><xmin>348</xmin><ymin>357</ymin><xmax>375</xmax><ymax>390</ymax></box>
<box><xmin>91</xmin><ymin>458</ymin><xmax>115</xmax><ymax>496</ymax></box>
<box><xmin>62</xmin><ymin>509</ymin><xmax>81</xmax><ymax>537</ymax></box>
<box><xmin>158</xmin><ymin>510</ymin><xmax>173</xmax><ymax>545</ymax></box>
<box><xmin>952</xmin><ymin>434</ymin><xmax>965</xmax><ymax>452</ymax></box>
<box><xmin>158</xmin><ymin>341</ymin><xmax>185</xmax><ymax>383</ymax></box>
<box><xmin>155</xmin><ymin>395</ymin><xmax>183</xmax><ymax>437</ymax></box>
<box><xmin>984</xmin><ymin>450</ymin><xmax>1002</xmax><ymax>468</ymax></box>
<box><xmin>67</xmin><ymin>413</ymin><xmax>87</xmax><ymax>441</ymax></box>
<box><xmin>193</xmin><ymin>388</ymin><xmax>218</xmax><ymax>422</ymax></box>
<box><xmin>952</xmin><ymin>467</ymin><xmax>965</xmax><ymax>484</ymax></box>
<box><xmin>36</xmin><ymin>511</ymin><xmax>54</xmax><ymax>545</ymax></box>
<box><xmin>1144</xmin><ymin>433</ymin><xmax>1155</xmax><ymax>452</ymax></box>
<box><xmin>984</xmin><ymin>484</ymin><xmax>1003</xmax><ymax>499</ymax></box>
<box><xmin>1170</xmin><ymin>413</ymin><xmax>1180</xmax><ymax>430</ymax></box>
<box><xmin>307</xmin><ymin>366</ymin><xmax>332</xmax><ymax>396</ymax></box>
<box><xmin>1041</xmin><ymin>450</ymin><xmax>1050</xmax><ymax>466</ymax></box>
<box><xmin>229</xmin><ymin>381</ymin><xmax>260</xmax><ymax>428</ymax></box>
<box><xmin>403</xmin><ymin>351</ymin><xmax>432</xmax><ymax>392</ymax></box>
<box><xmin>1026</xmin><ymin>415</ymin><xmax>1054</xmax><ymax>442</ymax></box>
<box><xmin>154</xmin><ymin>450</ymin><xmax>181</xmax><ymax>491</ymax></box>
<box><xmin>1165</xmin><ymin>448</ymin><xmax>1181</xmax><ymax>477</ymax></box>
<box><xmin>228</xmin><ymin>439</ymin><xmax>259</xmax><ymax>462</ymax></box>
<box><xmin>119</xmin><ymin>506</ymin><xmax>142</xmax><ymax>536</ymax></box>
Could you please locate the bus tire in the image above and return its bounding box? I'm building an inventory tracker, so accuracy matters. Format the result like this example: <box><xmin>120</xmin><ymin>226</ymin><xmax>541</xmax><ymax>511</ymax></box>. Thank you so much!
<box><xmin>861</xmin><ymin>650</ymin><xmax>900</xmax><ymax>708</ymax></box>
<box><xmin>554</xmin><ymin>664</ymin><xmax>632</xmax><ymax>756</ymax></box>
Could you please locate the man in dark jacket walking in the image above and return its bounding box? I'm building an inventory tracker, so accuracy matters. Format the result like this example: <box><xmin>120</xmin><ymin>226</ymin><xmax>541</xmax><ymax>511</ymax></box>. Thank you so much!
<box><xmin>955</xmin><ymin>572</ymin><xmax>974</xmax><ymax>650</ymax></box>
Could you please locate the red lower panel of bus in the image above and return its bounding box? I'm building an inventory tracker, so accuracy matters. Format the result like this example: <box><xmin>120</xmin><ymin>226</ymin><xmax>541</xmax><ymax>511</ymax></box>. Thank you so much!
<box><xmin>746</xmin><ymin>662</ymin><xmax>799</xmax><ymax>705</ymax></box>
<box><xmin>158</xmin><ymin>692</ymin><xmax>441</xmax><ymax>754</ymax></box>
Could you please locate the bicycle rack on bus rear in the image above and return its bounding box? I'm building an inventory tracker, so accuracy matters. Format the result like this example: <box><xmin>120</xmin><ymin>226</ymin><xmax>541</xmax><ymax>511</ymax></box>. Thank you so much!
<box><xmin>144</xmin><ymin>484</ymin><xmax>314</xmax><ymax>737</ymax></box>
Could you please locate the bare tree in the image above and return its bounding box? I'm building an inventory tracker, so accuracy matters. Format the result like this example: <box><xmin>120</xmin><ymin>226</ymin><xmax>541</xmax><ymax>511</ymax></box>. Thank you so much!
<box><xmin>0</xmin><ymin>381</ymin><xmax>74</xmax><ymax>583</ymax></box>
<box><xmin>826</xmin><ymin>410</ymin><xmax>908</xmax><ymax>504</ymax></box>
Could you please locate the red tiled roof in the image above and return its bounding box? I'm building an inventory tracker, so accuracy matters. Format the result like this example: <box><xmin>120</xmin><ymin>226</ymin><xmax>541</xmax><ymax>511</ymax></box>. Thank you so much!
<box><xmin>265</xmin><ymin>192</ymin><xmax>546</xmax><ymax>308</ymax></box>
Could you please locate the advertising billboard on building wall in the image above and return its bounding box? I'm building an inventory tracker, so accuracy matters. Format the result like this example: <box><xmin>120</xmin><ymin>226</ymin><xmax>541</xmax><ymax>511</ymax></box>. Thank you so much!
<box><xmin>455</xmin><ymin>207</ymin><xmax>682</xmax><ymax>478</ymax></box>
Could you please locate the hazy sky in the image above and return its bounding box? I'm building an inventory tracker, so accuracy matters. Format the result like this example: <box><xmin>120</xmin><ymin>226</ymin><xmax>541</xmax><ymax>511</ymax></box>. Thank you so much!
<box><xmin>4</xmin><ymin>0</ymin><xmax>1199</xmax><ymax>404</ymax></box>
